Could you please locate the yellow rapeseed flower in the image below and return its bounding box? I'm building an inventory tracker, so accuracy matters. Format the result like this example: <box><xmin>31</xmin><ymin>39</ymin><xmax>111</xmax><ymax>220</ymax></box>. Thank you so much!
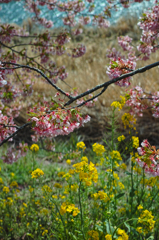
<box><xmin>10</xmin><ymin>172</ymin><xmax>15</xmax><ymax>177</ymax></box>
<box><xmin>118</xmin><ymin>182</ymin><xmax>125</xmax><ymax>190</ymax></box>
<box><xmin>42</xmin><ymin>229</ymin><xmax>48</xmax><ymax>236</ymax></box>
<box><xmin>105</xmin><ymin>234</ymin><xmax>112</xmax><ymax>240</ymax></box>
<box><xmin>118</xmin><ymin>135</ymin><xmax>125</xmax><ymax>142</ymax></box>
<box><xmin>3</xmin><ymin>186</ymin><xmax>10</xmax><ymax>193</ymax></box>
<box><xmin>31</xmin><ymin>168</ymin><xmax>44</xmax><ymax>178</ymax></box>
<box><xmin>10</xmin><ymin>181</ymin><xmax>18</xmax><ymax>188</ymax></box>
<box><xmin>88</xmin><ymin>230</ymin><xmax>99</xmax><ymax>240</ymax></box>
<box><xmin>138</xmin><ymin>209</ymin><xmax>155</xmax><ymax>234</ymax></box>
<box><xmin>76</xmin><ymin>141</ymin><xmax>86</xmax><ymax>150</ymax></box>
<box><xmin>66</xmin><ymin>159</ymin><xmax>71</xmax><ymax>165</ymax></box>
<box><xmin>30</xmin><ymin>144</ymin><xmax>39</xmax><ymax>152</ymax></box>
<box><xmin>92</xmin><ymin>143</ymin><xmax>106</xmax><ymax>156</ymax></box>
<box><xmin>120</xmin><ymin>163</ymin><xmax>127</xmax><ymax>170</ymax></box>
<box><xmin>113</xmin><ymin>172</ymin><xmax>120</xmax><ymax>180</ymax></box>
<box><xmin>117</xmin><ymin>228</ymin><xmax>129</xmax><ymax>240</ymax></box>
<box><xmin>110</xmin><ymin>150</ymin><xmax>122</xmax><ymax>161</ymax></box>
<box><xmin>23</xmin><ymin>203</ymin><xmax>27</xmax><ymax>208</ymax></box>
<box><xmin>136</xmin><ymin>227</ymin><xmax>142</xmax><ymax>233</ymax></box>
<box><xmin>81</xmin><ymin>156</ymin><xmax>88</xmax><ymax>162</ymax></box>
<box><xmin>137</xmin><ymin>205</ymin><xmax>143</xmax><ymax>210</ymax></box>
<box><xmin>54</xmin><ymin>183</ymin><xmax>62</xmax><ymax>188</ymax></box>
<box><xmin>58</xmin><ymin>171</ymin><xmax>65</xmax><ymax>177</ymax></box>
<box><xmin>111</xmin><ymin>101</ymin><xmax>122</xmax><ymax>110</ymax></box>
<box><xmin>132</xmin><ymin>136</ymin><xmax>139</xmax><ymax>148</ymax></box>
<box><xmin>42</xmin><ymin>185</ymin><xmax>52</xmax><ymax>193</ymax></box>
<box><xmin>0</xmin><ymin>178</ymin><xmax>3</xmax><ymax>184</ymax></box>
<box><xmin>122</xmin><ymin>113</ymin><xmax>136</xmax><ymax>129</ymax></box>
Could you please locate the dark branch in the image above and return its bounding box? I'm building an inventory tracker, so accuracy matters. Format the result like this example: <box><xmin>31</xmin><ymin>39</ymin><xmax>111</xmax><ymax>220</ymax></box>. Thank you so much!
<box><xmin>64</xmin><ymin>61</ymin><xmax>159</xmax><ymax>106</ymax></box>
<box><xmin>1</xmin><ymin>62</ymin><xmax>73</xmax><ymax>99</ymax></box>
<box><xmin>0</xmin><ymin>122</ymin><xmax>31</xmax><ymax>147</ymax></box>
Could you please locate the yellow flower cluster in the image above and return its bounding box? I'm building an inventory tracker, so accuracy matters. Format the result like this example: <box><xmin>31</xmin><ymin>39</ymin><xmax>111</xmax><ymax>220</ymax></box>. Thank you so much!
<box><xmin>117</xmin><ymin>228</ymin><xmax>129</xmax><ymax>240</ymax></box>
<box><xmin>66</xmin><ymin>159</ymin><xmax>71</xmax><ymax>165</ymax></box>
<box><xmin>4</xmin><ymin>197</ymin><xmax>13</xmax><ymax>206</ymax></box>
<box><xmin>76</xmin><ymin>141</ymin><xmax>86</xmax><ymax>150</ymax></box>
<box><xmin>30</xmin><ymin>144</ymin><xmax>39</xmax><ymax>152</ymax></box>
<box><xmin>113</xmin><ymin>172</ymin><xmax>120</xmax><ymax>180</ymax></box>
<box><xmin>42</xmin><ymin>185</ymin><xmax>52</xmax><ymax>193</ymax></box>
<box><xmin>92</xmin><ymin>143</ymin><xmax>106</xmax><ymax>156</ymax></box>
<box><xmin>31</xmin><ymin>168</ymin><xmax>44</xmax><ymax>179</ymax></box>
<box><xmin>3</xmin><ymin>186</ymin><xmax>10</xmax><ymax>193</ymax></box>
<box><xmin>117</xmin><ymin>135</ymin><xmax>125</xmax><ymax>142</ymax></box>
<box><xmin>40</xmin><ymin>208</ymin><xmax>49</xmax><ymax>216</ymax></box>
<box><xmin>105</xmin><ymin>234</ymin><xmax>112</xmax><ymax>240</ymax></box>
<box><xmin>92</xmin><ymin>191</ymin><xmax>110</xmax><ymax>202</ymax></box>
<box><xmin>58</xmin><ymin>171</ymin><xmax>65</xmax><ymax>177</ymax></box>
<box><xmin>42</xmin><ymin>229</ymin><xmax>48</xmax><ymax>236</ymax></box>
<box><xmin>118</xmin><ymin>182</ymin><xmax>125</xmax><ymax>190</ymax></box>
<box><xmin>119</xmin><ymin>163</ymin><xmax>127</xmax><ymax>170</ymax></box>
<box><xmin>144</xmin><ymin>177</ymin><xmax>157</xmax><ymax>188</ymax></box>
<box><xmin>110</xmin><ymin>150</ymin><xmax>122</xmax><ymax>161</ymax></box>
<box><xmin>54</xmin><ymin>183</ymin><xmax>62</xmax><ymax>188</ymax></box>
<box><xmin>137</xmin><ymin>209</ymin><xmax>155</xmax><ymax>234</ymax></box>
<box><xmin>73</xmin><ymin>158</ymin><xmax>98</xmax><ymax>186</ymax></box>
<box><xmin>70</xmin><ymin>183</ymin><xmax>78</xmax><ymax>192</ymax></box>
<box><xmin>133</xmin><ymin>165</ymin><xmax>141</xmax><ymax>174</ymax></box>
<box><xmin>0</xmin><ymin>178</ymin><xmax>3</xmax><ymax>184</ymax></box>
<box><xmin>10</xmin><ymin>181</ymin><xmax>18</xmax><ymax>188</ymax></box>
<box><xmin>88</xmin><ymin>230</ymin><xmax>99</xmax><ymax>240</ymax></box>
<box><xmin>137</xmin><ymin>205</ymin><xmax>143</xmax><ymax>210</ymax></box>
<box><xmin>132</xmin><ymin>136</ymin><xmax>139</xmax><ymax>148</ymax></box>
<box><xmin>60</xmin><ymin>202</ymin><xmax>80</xmax><ymax>217</ymax></box>
<box><xmin>121</xmin><ymin>113</ymin><xmax>136</xmax><ymax>129</ymax></box>
<box><xmin>111</xmin><ymin>96</ymin><xmax>125</xmax><ymax>111</ymax></box>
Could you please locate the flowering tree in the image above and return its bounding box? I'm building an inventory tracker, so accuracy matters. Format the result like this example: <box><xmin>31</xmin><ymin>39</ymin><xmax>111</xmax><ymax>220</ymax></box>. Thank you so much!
<box><xmin>0</xmin><ymin>0</ymin><xmax>159</xmax><ymax>153</ymax></box>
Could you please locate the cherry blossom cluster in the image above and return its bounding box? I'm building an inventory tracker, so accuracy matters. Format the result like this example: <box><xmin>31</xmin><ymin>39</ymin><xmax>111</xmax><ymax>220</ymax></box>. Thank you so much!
<box><xmin>93</xmin><ymin>15</ymin><xmax>110</xmax><ymax>28</ymax></box>
<box><xmin>137</xmin><ymin>4</ymin><xmax>159</xmax><ymax>60</ymax></box>
<box><xmin>118</xmin><ymin>36</ymin><xmax>133</xmax><ymax>52</ymax></box>
<box><xmin>106</xmin><ymin>3</ymin><xmax>159</xmax><ymax>84</ymax></box>
<box><xmin>0</xmin><ymin>111</ymin><xmax>16</xmax><ymax>142</ymax></box>
<box><xmin>0</xmin><ymin>24</ymin><xmax>18</xmax><ymax>43</ymax></box>
<box><xmin>72</xmin><ymin>44</ymin><xmax>86</xmax><ymax>58</ymax></box>
<box><xmin>106</xmin><ymin>55</ymin><xmax>136</xmax><ymax>87</ymax></box>
<box><xmin>29</xmin><ymin>107</ymin><xmax>90</xmax><ymax>141</ymax></box>
<box><xmin>124</xmin><ymin>86</ymin><xmax>146</xmax><ymax>117</ymax></box>
<box><xmin>124</xmin><ymin>87</ymin><xmax>159</xmax><ymax>119</ymax></box>
<box><xmin>136</xmin><ymin>139</ymin><xmax>159</xmax><ymax>177</ymax></box>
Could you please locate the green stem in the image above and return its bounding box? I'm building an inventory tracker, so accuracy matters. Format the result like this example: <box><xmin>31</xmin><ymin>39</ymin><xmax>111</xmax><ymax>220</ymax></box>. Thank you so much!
<box><xmin>79</xmin><ymin>181</ymin><xmax>86</xmax><ymax>240</ymax></box>
<box><xmin>53</xmin><ymin>201</ymin><xmax>68</xmax><ymax>240</ymax></box>
<box><xmin>130</xmin><ymin>158</ymin><xmax>134</xmax><ymax>216</ymax></box>
<box><xmin>148</xmin><ymin>189</ymin><xmax>159</xmax><ymax>209</ymax></box>
<box><xmin>111</xmin><ymin>108</ymin><xmax>115</xmax><ymax>150</ymax></box>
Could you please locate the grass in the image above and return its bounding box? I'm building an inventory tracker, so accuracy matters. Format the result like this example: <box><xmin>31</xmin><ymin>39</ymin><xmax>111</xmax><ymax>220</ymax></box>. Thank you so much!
<box><xmin>1</xmin><ymin>108</ymin><xmax>159</xmax><ymax>239</ymax></box>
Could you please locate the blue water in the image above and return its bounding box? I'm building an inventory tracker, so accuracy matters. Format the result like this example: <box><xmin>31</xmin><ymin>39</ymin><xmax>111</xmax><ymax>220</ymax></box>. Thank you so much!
<box><xmin>0</xmin><ymin>0</ymin><xmax>154</xmax><ymax>27</ymax></box>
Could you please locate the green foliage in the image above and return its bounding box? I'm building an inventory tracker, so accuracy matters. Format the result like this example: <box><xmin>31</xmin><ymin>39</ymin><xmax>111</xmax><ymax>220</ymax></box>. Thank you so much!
<box><xmin>0</xmin><ymin>107</ymin><xmax>159</xmax><ymax>240</ymax></box>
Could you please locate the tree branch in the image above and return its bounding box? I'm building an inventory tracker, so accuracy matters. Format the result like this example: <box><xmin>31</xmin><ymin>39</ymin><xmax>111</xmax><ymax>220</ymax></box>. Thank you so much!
<box><xmin>1</xmin><ymin>62</ymin><xmax>73</xmax><ymax>99</ymax></box>
<box><xmin>0</xmin><ymin>122</ymin><xmax>31</xmax><ymax>147</ymax></box>
<box><xmin>64</xmin><ymin>61</ymin><xmax>159</xmax><ymax>106</ymax></box>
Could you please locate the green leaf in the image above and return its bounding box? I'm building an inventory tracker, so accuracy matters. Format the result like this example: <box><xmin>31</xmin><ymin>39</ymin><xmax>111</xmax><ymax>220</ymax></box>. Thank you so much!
<box><xmin>124</xmin><ymin>222</ymin><xmax>131</xmax><ymax>232</ymax></box>
<box><xmin>116</xmin><ymin>193</ymin><xmax>125</xmax><ymax>199</ymax></box>
<box><xmin>26</xmin><ymin>233</ymin><xmax>34</xmax><ymax>238</ymax></box>
<box><xmin>111</xmin><ymin>61</ymin><xmax>119</xmax><ymax>69</ymax></box>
